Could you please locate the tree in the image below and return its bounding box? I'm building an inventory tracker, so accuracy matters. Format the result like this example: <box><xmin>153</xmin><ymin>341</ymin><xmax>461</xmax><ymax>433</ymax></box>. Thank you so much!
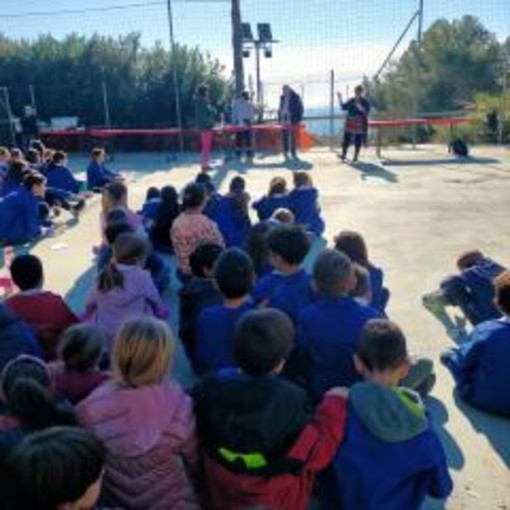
<box><xmin>369</xmin><ymin>16</ymin><xmax>503</xmax><ymax>117</ymax></box>
<box><xmin>0</xmin><ymin>32</ymin><xmax>229</xmax><ymax>131</ymax></box>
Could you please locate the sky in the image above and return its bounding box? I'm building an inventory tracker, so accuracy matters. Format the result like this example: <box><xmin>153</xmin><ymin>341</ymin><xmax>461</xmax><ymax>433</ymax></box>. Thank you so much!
<box><xmin>1</xmin><ymin>0</ymin><xmax>509</xmax><ymax>107</ymax></box>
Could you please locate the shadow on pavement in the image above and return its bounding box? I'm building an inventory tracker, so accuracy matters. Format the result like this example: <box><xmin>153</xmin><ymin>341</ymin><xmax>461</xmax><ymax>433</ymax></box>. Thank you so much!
<box><xmin>426</xmin><ymin>396</ymin><xmax>465</xmax><ymax>471</ymax></box>
<box><xmin>350</xmin><ymin>161</ymin><xmax>399</xmax><ymax>183</ymax></box>
<box><xmin>453</xmin><ymin>393</ymin><xmax>510</xmax><ymax>469</ymax></box>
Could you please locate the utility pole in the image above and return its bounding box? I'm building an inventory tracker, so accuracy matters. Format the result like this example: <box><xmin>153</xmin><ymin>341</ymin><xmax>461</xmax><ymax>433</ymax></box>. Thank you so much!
<box><xmin>232</xmin><ymin>0</ymin><xmax>245</xmax><ymax>96</ymax></box>
<box><xmin>101</xmin><ymin>81</ymin><xmax>111</xmax><ymax>128</ymax></box>
<box><xmin>167</xmin><ymin>0</ymin><xmax>184</xmax><ymax>152</ymax></box>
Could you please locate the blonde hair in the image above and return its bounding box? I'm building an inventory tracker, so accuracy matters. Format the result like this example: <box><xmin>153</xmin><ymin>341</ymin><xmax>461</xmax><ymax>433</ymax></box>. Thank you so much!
<box><xmin>112</xmin><ymin>317</ymin><xmax>174</xmax><ymax>387</ymax></box>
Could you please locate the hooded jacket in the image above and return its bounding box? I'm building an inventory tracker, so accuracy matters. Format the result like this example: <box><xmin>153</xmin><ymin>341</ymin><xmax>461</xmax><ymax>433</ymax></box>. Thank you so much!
<box><xmin>76</xmin><ymin>380</ymin><xmax>200</xmax><ymax>510</ymax></box>
<box><xmin>194</xmin><ymin>369</ymin><xmax>347</xmax><ymax>510</ymax></box>
<box><xmin>321</xmin><ymin>382</ymin><xmax>453</xmax><ymax>510</ymax></box>
<box><xmin>0</xmin><ymin>187</ymin><xmax>41</xmax><ymax>244</ymax></box>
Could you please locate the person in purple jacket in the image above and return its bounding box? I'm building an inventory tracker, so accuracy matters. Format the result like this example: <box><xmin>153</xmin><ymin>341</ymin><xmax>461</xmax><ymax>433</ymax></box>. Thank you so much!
<box><xmin>321</xmin><ymin>319</ymin><xmax>452</xmax><ymax>510</ymax></box>
<box><xmin>252</xmin><ymin>176</ymin><xmax>290</xmax><ymax>221</ymax></box>
<box><xmin>423</xmin><ymin>250</ymin><xmax>506</xmax><ymax>335</ymax></box>
<box><xmin>288</xmin><ymin>172</ymin><xmax>325</xmax><ymax>237</ymax></box>
<box><xmin>195</xmin><ymin>248</ymin><xmax>255</xmax><ymax>374</ymax></box>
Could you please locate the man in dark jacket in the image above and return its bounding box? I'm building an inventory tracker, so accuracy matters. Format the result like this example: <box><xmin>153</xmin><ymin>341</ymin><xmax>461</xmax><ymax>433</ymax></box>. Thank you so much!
<box><xmin>278</xmin><ymin>86</ymin><xmax>304</xmax><ymax>160</ymax></box>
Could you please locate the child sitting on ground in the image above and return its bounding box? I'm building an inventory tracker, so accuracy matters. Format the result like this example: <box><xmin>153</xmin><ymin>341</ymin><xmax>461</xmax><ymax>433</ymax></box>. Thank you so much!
<box><xmin>334</xmin><ymin>230</ymin><xmax>390</xmax><ymax>312</ymax></box>
<box><xmin>252</xmin><ymin>176</ymin><xmax>290</xmax><ymax>221</ymax></box>
<box><xmin>351</xmin><ymin>263</ymin><xmax>373</xmax><ymax>307</ymax></box>
<box><xmin>5</xmin><ymin>254</ymin><xmax>79</xmax><ymax>360</ymax></box>
<box><xmin>86</xmin><ymin>147</ymin><xmax>121</xmax><ymax>191</ymax></box>
<box><xmin>84</xmin><ymin>232</ymin><xmax>167</xmax><ymax>352</ymax></box>
<box><xmin>0</xmin><ymin>304</ymin><xmax>42</xmax><ymax>371</ymax></box>
<box><xmin>0</xmin><ymin>172</ymin><xmax>46</xmax><ymax>245</ymax></box>
<box><xmin>98</xmin><ymin>217</ymin><xmax>170</xmax><ymax>294</ymax></box>
<box><xmin>150</xmin><ymin>185</ymin><xmax>180</xmax><ymax>253</ymax></box>
<box><xmin>251</xmin><ymin>225</ymin><xmax>311</xmax><ymax>309</ymax></box>
<box><xmin>76</xmin><ymin>317</ymin><xmax>200</xmax><ymax>509</ymax></box>
<box><xmin>171</xmin><ymin>182</ymin><xmax>224</xmax><ymax>281</ymax></box>
<box><xmin>321</xmin><ymin>319</ymin><xmax>452</xmax><ymax>510</ymax></box>
<box><xmin>139</xmin><ymin>186</ymin><xmax>161</xmax><ymax>232</ymax></box>
<box><xmin>194</xmin><ymin>308</ymin><xmax>349</xmax><ymax>510</ymax></box>
<box><xmin>271</xmin><ymin>207</ymin><xmax>295</xmax><ymax>225</ymax></box>
<box><xmin>195</xmin><ymin>248</ymin><xmax>255</xmax><ymax>374</ymax></box>
<box><xmin>214</xmin><ymin>176</ymin><xmax>252</xmax><ymax>248</ymax></box>
<box><xmin>179</xmin><ymin>242</ymin><xmax>224</xmax><ymax>366</ymax></box>
<box><xmin>1</xmin><ymin>427</ymin><xmax>106</xmax><ymax>510</ymax></box>
<box><xmin>296</xmin><ymin>250</ymin><xmax>381</xmax><ymax>397</ymax></box>
<box><xmin>100</xmin><ymin>181</ymin><xmax>143</xmax><ymax>242</ymax></box>
<box><xmin>44</xmin><ymin>150</ymin><xmax>83</xmax><ymax>194</ymax></box>
<box><xmin>441</xmin><ymin>270</ymin><xmax>510</xmax><ymax>416</ymax></box>
<box><xmin>246</xmin><ymin>221</ymin><xmax>275</xmax><ymax>278</ymax></box>
<box><xmin>52</xmin><ymin>324</ymin><xmax>110</xmax><ymax>405</ymax></box>
<box><xmin>267</xmin><ymin>225</ymin><xmax>314</xmax><ymax>323</ymax></box>
<box><xmin>423</xmin><ymin>250</ymin><xmax>506</xmax><ymax>334</ymax></box>
<box><xmin>288</xmin><ymin>171</ymin><xmax>325</xmax><ymax>237</ymax></box>
<box><xmin>0</xmin><ymin>355</ymin><xmax>76</xmax><ymax>457</ymax></box>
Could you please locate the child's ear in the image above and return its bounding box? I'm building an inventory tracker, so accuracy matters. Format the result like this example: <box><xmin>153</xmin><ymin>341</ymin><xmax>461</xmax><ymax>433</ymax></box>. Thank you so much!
<box><xmin>354</xmin><ymin>354</ymin><xmax>366</xmax><ymax>377</ymax></box>
<box><xmin>398</xmin><ymin>359</ymin><xmax>411</xmax><ymax>381</ymax></box>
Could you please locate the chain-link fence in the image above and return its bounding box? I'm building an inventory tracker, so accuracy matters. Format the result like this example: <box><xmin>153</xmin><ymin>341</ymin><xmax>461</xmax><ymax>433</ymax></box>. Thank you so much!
<box><xmin>0</xmin><ymin>0</ymin><xmax>508</xmax><ymax>147</ymax></box>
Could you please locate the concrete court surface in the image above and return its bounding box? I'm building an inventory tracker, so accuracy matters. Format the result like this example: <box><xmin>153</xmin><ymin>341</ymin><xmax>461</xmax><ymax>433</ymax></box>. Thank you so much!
<box><xmin>3</xmin><ymin>144</ymin><xmax>510</xmax><ymax>509</ymax></box>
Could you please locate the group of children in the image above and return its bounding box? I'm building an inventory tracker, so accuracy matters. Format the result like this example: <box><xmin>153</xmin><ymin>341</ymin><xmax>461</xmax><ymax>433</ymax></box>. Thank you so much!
<box><xmin>0</xmin><ymin>148</ymin><xmax>508</xmax><ymax>509</ymax></box>
<box><xmin>0</xmin><ymin>144</ymin><xmax>121</xmax><ymax>246</ymax></box>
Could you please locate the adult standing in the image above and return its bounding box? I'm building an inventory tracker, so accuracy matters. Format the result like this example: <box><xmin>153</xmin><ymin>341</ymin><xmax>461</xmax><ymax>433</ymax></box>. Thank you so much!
<box><xmin>278</xmin><ymin>85</ymin><xmax>304</xmax><ymax>160</ymax></box>
<box><xmin>338</xmin><ymin>85</ymin><xmax>370</xmax><ymax>163</ymax></box>
<box><xmin>232</xmin><ymin>91</ymin><xmax>257</xmax><ymax>163</ymax></box>
<box><xmin>20</xmin><ymin>106</ymin><xmax>39</xmax><ymax>151</ymax></box>
<box><xmin>195</xmin><ymin>85</ymin><xmax>217</xmax><ymax>172</ymax></box>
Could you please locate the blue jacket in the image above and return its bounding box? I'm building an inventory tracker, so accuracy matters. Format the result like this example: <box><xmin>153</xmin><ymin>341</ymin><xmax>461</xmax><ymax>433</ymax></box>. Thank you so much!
<box><xmin>195</xmin><ymin>300</ymin><xmax>254</xmax><ymax>374</ymax></box>
<box><xmin>321</xmin><ymin>383</ymin><xmax>452</xmax><ymax>510</ymax></box>
<box><xmin>213</xmin><ymin>196</ymin><xmax>252</xmax><ymax>248</ymax></box>
<box><xmin>288</xmin><ymin>187</ymin><xmax>325</xmax><ymax>236</ymax></box>
<box><xmin>269</xmin><ymin>269</ymin><xmax>316</xmax><ymax>325</ymax></box>
<box><xmin>443</xmin><ymin>318</ymin><xmax>510</xmax><ymax>416</ymax></box>
<box><xmin>141</xmin><ymin>199</ymin><xmax>162</xmax><ymax>223</ymax></box>
<box><xmin>45</xmin><ymin>164</ymin><xmax>81</xmax><ymax>194</ymax></box>
<box><xmin>86</xmin><ymin>160</ymin><xmax>118</xmax><ymax>189</ymax></box>
<box><xmin>0</xmin><ymin>304</ymin><xmax>42</xmax><ymax>372</ymax></box>
<box><xmin>252</xmin><ymin>194</ymin><xmax>290</xmax><ymax>221</ymax></box>
<box><xmin>0</xmin><ymin>188</ymin><xmax>41</xmax><ymax>244</ymax></box>
<box><xmin>368</xmin><ymin>263</ymin><xmax>388</xmax><ymax>312</ymax></box>
<box><xmin>251</xmin><ymin>271</ymin><xmax>284</xmax><ymax>304</ymax></box>
<box><xmin>296</xmin><ymin>296</ymin><xmax>381</xmax><ymax>398</ymax></box>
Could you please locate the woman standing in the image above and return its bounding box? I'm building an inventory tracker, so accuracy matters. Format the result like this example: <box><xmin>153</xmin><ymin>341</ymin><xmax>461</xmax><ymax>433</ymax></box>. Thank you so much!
<box><xmin>195</xmin><ymin>84</ymin><xmax>217</xmax><ymax>172</ymax></box>
<box><xmin>338</xmin><ymin>85</ymin><xmax>370</xmax><ymax>163</ymax></box>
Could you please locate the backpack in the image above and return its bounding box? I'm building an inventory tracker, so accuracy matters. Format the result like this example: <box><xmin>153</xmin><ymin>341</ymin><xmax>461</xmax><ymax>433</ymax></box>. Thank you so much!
<box><xmin>450</xmin><ymin>139</ymin><xmax>469</xmax><ymax>157</ymax></box>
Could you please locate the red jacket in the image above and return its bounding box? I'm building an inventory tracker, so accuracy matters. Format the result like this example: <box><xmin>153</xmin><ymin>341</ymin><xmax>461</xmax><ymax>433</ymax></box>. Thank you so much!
<box><xmin>5</xmin><ymin>291</ymin><xmax>79</xmax><ymax>359</ymax></box>
<box><xmin>202</xmin><ymin>394</ymin><xmax>347</xmax><ymax>510</ymax></box>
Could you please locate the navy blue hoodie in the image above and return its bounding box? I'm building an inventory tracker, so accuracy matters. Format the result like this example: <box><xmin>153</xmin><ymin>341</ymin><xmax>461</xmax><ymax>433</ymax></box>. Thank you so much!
<box><xmin>321</xmin><ymin>382</ymin><xmax>453</xmax><ymax>510</ymax></box>
<box><xmin>443</xmin><ymin>318</ymin><xmax>510</xmax><ymax>416</ymax></box>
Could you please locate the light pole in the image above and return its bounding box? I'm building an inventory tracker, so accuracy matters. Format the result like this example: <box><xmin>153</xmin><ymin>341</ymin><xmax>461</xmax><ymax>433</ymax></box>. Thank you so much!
<box><xmin>241</xmin><ymin>23</ymin><xmax>278</xmax><ymax>105</ymax></box>
<box><xmin>167</xmin><ymin>0</ymin><xmax>184</xmax><ymax>152</ymax></box>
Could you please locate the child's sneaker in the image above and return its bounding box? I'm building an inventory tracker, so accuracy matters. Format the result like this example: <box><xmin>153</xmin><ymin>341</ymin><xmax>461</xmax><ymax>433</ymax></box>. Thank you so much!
<box><xmin>422</xmin><ymin>291</ymin><xmax>447</xmax><ymax>319</ymax></box>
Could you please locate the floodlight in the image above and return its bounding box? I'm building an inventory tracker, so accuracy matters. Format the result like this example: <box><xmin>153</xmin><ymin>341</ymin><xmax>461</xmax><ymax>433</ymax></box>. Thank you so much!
<box><xmin>264</xmin><ymin>47</ymin><xmax>272</xmax><ymax>58</ymax></box>
<box><xmin>257</xmin><ymin>23</ymin><xmax>273</xmax><ymax>43</ymax></box>
<box><xmin>242</xmin><ymin>49</ymin><xmax>251</xmax><ymax>58</ymax></box>
<box><xmin>242</xmin><ymin>23</ymin><xmax>254</xmax><ymax>42</ymax></box>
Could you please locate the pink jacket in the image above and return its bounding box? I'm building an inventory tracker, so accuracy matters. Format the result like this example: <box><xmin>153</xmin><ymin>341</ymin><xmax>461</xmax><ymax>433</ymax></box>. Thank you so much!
<box><xmin>76</xmin><ymin>380</ymin><xmax>200</xmax><ymax>510</ymax></box>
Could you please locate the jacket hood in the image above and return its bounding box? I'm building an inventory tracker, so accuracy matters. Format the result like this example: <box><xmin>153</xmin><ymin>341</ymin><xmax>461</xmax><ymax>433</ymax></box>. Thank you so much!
<box><xmin>350</xmin><ymin>382</ymin><xmax>427</xmax><ymax>442</ymax></box>
<box><xmin>196</xmin><ymin>371</ymin><xmax>309</xmax><ymax>456</ymax></box>
<box><xmin>77</xmin><ymin>381</ymin><xmax>189</xmax><ymax>456</ymax></box>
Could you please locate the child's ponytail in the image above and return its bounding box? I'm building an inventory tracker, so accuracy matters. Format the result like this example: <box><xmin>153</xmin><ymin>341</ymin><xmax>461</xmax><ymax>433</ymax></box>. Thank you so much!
<box><xmin>98</xmin><ymin>260</ymin><xmax>124</xmax><ymax>293</ymax></box>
